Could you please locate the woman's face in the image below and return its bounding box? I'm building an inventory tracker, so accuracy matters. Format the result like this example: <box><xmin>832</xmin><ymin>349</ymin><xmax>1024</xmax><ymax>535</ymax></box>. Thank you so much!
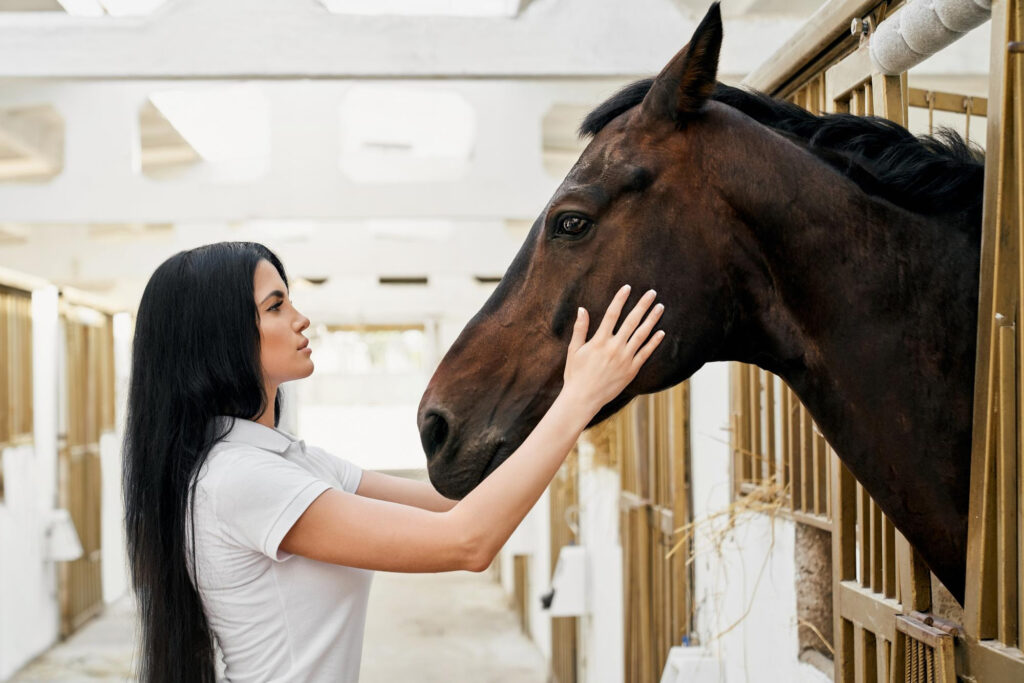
<box><xmin>253</xmin><ymin>259</ymin><xmax>313</xmax><ymax>386</ymax></box>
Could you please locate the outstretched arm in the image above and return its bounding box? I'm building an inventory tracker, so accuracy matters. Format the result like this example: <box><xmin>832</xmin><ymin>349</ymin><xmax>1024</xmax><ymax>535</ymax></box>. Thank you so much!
<box><xmin>356</xmin><ymin>471</ymin><xmax>457</xmax><ymax>512</ymax></box>
<box><xmin>280</xmin><ymin>285</ymin><xmax>664</xmax><ymax>572</ymax></box>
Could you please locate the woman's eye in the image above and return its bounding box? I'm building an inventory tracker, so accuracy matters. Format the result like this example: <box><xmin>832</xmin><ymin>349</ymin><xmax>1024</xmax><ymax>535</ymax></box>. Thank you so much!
<box><xmin>555</xmin><ymin>214</ymin><xmax>592</xmax><ymax>237</ymax></box>
<box><xmin>268</xmin><ymin>302</ymin><xmax>282</xmax><ymax>312</ymax></box>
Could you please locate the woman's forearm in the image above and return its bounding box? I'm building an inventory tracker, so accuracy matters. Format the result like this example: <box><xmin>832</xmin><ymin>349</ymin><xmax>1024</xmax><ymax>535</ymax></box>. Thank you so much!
<box><xmin>445</xmin><ymin>387</ymin><xmax>595</xmax><ymax>569</ymax></box>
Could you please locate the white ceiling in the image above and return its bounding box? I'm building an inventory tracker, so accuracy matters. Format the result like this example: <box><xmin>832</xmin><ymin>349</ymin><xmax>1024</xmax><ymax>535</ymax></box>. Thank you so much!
<box><xmin>0</xmin><ymin>0</ymin><xmax>993</xmax><ymax>334</ymax></box>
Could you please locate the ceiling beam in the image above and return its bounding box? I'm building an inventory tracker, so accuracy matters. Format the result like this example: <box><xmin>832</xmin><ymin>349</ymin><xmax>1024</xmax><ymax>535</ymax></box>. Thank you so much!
<box><xmin>0</xmin><ymin>79</ymin><xmax>628</xmax><ymax>222</ymax></box>
<box><xmin>0</xmin><ymin>0</ymin><xmax>804</xmax><ymax>78</ymax></box>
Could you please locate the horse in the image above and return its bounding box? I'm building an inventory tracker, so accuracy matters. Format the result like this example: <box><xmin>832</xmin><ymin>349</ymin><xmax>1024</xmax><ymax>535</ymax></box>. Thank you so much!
<box><xmin>417</xmin><ymin>2</ymin><xmax>983</xmax><ymax>603</ymax></box>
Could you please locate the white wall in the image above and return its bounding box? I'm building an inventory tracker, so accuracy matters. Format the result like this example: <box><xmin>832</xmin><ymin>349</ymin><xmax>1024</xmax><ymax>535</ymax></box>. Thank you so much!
<box><xmin>0</xmin><ymin>286</ymin><xmax>60</xmax><ymax>680</ymax></box>
<box><xmin>0</xmin><ymin>287</ymin><xmax>130</xmax><ymax>680</ymax></box>
<box><xmin>688</xmin><ymin>362</ymin><xmax>829</xmax><ymax>683</ymax></box>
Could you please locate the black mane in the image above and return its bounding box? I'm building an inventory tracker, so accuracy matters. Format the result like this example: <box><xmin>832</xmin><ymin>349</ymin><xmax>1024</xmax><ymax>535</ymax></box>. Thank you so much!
<box><xmin>580</xmin><ymin>79</ymin><xmax>984</xmax><ymax>227</ymax></box>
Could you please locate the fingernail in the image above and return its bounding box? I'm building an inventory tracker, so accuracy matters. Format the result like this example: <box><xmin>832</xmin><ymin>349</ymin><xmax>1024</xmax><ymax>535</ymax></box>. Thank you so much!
<box><xmin>649</xmin><ymin>289</ymin><xmax>657</xmax><ymax>297</ymax></box>
<box><xmin>623</xmin><ymin>284</ymin><xmax>631</xmax><ymax>292</ymax></box>
<box><xmin>657</xmin><ymin>330</ymin><xmax>666</xmax><ymax>337</ymax></box>
<box><xmin>656</xmin><ymin>303</ymin><xmax>664</xmax><ymax>312</ymax></box>
<box><xmin>577</xmin><ymin>307</ymin><xmax>585</xmax><ymax>318</ymax></box>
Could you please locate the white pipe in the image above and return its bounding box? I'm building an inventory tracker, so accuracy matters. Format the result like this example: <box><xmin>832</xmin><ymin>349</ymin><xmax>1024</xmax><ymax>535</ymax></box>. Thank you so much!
<box><xmin>869</xmin><ymin>0</ymin><xmax>991</xmax><ymax>74</ymax></box>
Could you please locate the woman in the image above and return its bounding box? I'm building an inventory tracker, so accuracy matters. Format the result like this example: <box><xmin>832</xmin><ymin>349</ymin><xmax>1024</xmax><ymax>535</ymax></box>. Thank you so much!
<box><xmin>123</xmin><ymin>241</ymin><xmax>664</xmax><ymax>682</ymax></box>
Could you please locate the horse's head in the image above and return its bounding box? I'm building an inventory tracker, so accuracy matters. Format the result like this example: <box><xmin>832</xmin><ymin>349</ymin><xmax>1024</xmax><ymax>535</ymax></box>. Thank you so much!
<box><xmin>419</xmin><ymin>4</ymin><xmax>740</xmax><ymax>498</ymax></box>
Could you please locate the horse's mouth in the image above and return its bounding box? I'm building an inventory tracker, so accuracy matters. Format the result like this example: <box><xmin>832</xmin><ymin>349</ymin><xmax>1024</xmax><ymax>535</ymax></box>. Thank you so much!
<box><xmin>479</xmin><ymin>439</ymin><xmax>510</xmax><ymax>482</ymax></box>
<box><xmin>430</xmin><ymin>437</ymin><xmax>511</xmax><ymax>500</ymax></box>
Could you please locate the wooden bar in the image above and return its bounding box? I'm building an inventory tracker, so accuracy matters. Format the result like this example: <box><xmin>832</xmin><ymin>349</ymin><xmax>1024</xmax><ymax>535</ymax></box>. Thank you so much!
<box><xmin>907</xmin><ymin>88</ymin><xmax>989</xmax><ymax>117</ymax></box>
<box><xmin>801</xmin><ymin>407</ymin><xmax>814</xmax><ymax>514</ymax></box>
<box><xmin>749</xmin><ymin>365</ymin><xmax>762</xmax><ymax>481</ymax></box>
<box><xmin>1012</xmin><ymin>0</ymin><xmax>1024</xmax><ymax>650</ymax></box>
<box><xmin>997</xmin><ymin>324</ymin><xmax>1019</xmax><ymax>646</ymax></box>
<box><xmin>852</xmin><ymin>624</ymin><xmax>868</xmax><ymax>682</ymax></box>
<box><xmin>874</xmin><ymin>635</ymin><xmax>889</xmax><ymax>683</ymax></box>
<box><xmin>766</xmin><ymin>372</ymin><xmax>776</xmax><ymax>481</ymax></box>
<box><xmin>838</xmin><ymin>582</ymin><xmax>900</xmax><ymax>642</ymax></box>
<box><xmin>815</xmin><ymin>423</ymin><xmax>823</xmax><ymax>516</ymax></box>
<box><xmin>858</xmin><ymin>484</ymin><xmax>870</xmax><ymax>586</ymax></box>
<box><xmin>817</xmin><ymin>433</ymin><xmax>829</xmax><ymax>516</ymax></box>
<box><xmin>790</xmin><ymin>391</ymin><xmax>804</xmax><ymax>510</ymax></box>
<box><xmin>833</xmin><ymin>453</ymin><xmax>858</xmax><ymax>682</ymax></box>
<box><xmin>782</xmin><ymin>384</ymin><xmax>793</xmax><ymax>501</ymax></box>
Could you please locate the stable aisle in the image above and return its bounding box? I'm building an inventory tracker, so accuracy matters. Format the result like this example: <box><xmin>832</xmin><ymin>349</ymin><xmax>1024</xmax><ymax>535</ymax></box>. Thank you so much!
<box><xmin>9</xmin><ymin>569</ymin><xmax>547</xmax><ymax>682</ymax></box>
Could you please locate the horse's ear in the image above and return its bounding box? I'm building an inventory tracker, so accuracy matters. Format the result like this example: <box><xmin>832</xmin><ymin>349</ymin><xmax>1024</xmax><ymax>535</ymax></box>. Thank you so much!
<box><xmin>640</xmin><ymin>2</ymin><xmax>723</xmax><ymax>123</ymax></box>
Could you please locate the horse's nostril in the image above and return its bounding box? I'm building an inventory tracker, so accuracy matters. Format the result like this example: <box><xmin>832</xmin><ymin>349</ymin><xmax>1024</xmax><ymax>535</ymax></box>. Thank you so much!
<box><xmin>420</xmin><ymin>409</ymin><xmax>451</xmax><ymax>461</ymax></box>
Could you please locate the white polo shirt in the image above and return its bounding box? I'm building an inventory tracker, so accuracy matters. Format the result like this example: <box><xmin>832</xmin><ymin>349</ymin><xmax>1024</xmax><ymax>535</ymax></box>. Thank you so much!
<box><xmin>188</xmin><ymin>417</ymin><xmax>372</xmax><ymax>682</ymax></box>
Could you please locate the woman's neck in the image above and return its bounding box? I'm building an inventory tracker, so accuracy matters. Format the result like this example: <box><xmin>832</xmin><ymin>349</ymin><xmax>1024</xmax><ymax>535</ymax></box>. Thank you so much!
<box><xmin>254</xmin><ymin>382</ymin><xmax>278</xmax><ymax>429</ymax></box>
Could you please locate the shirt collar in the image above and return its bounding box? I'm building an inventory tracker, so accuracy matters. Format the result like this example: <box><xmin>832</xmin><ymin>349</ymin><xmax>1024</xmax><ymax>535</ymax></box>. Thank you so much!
<box><xmin>216</xmin><ymin>416</ymin><xmax>301</xmax><ymax>454</ymax></box>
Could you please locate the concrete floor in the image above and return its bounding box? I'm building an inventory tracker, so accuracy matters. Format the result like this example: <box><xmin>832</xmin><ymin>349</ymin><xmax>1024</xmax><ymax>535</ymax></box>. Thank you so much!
<box><xmin>9</xmin><ymin>570</ymin><xmax>548</xmax><ymax>682</ymax></box>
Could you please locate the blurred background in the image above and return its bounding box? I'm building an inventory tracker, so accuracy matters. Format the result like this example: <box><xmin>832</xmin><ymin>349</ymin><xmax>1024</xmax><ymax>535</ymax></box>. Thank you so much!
<box><xmin>0</xmin><ymin>1</ymin><xmax>990</xmax><ymax>681</ymax></box>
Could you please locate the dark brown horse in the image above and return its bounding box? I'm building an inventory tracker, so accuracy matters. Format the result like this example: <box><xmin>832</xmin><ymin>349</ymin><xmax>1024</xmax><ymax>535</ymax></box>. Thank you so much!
<box><xmin>417</xmin><ymin>3</ymin><xmax>983</xmax><ymax>602</ymax></box>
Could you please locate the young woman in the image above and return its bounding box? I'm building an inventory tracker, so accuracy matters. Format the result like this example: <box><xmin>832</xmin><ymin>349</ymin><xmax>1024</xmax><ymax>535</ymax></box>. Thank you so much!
<box><xmin>123</xmin><ymin>241</ymin><xmax>665</xmax><ymax>683</ymax></box>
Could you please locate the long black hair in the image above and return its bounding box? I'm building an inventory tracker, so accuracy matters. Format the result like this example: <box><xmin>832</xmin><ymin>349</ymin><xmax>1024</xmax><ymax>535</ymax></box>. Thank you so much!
<box><xmin>123</xmin><ymin>242</ymin><xmax>288</xmax><ymax>682</ymax></box>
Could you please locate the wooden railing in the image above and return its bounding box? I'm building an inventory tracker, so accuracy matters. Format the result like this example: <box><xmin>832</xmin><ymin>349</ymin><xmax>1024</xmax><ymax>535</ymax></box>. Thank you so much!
<box><xmin>731</xmin><ymin>365</ymin><xmax>832</xmax><ymax>528</ymax></box>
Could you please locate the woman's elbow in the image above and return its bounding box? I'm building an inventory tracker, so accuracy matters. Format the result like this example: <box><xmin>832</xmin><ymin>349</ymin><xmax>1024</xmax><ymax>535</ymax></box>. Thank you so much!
<box><xmin>463</xmin><ymin>547</ymin><xmax>494</xmax><ymax>573</ymax></box>
<box><xmin>448</xmin><ymin>514</ymin><xmax>494</xmax><ymax>572</ymax></box>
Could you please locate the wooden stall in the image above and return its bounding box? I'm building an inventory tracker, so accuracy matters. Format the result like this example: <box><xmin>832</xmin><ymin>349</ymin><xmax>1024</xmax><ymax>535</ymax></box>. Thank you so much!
<box><xmin>587</xmin><ymin>382</ymin><xmax>692</xmax><ymax>683</ymax></box>
<box><xmin>732</xmin><ymin>0</ymin><xmax>1024</xmax><ymax>680</ymax></box>
<box><xmin>549</xmin><ymin>448</ymin><xmax>579</xmax><ymax>683</ymax></box>
<box><xmin>0</xmin><ymin>282</ymin><xmax>34</xmax><ymax>501</ymax></box>
<box><xmin>58</xmin><ymin>293</ymin><xmax>116</xmax><ymax>636</ymax></box>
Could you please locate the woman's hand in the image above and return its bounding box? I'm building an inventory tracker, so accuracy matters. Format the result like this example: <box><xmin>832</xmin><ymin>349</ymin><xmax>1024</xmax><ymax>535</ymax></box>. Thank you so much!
<box><xmin>562</xmin><ymin>284</ymin><xmax>665</xmax><ymax>417</ymax></box>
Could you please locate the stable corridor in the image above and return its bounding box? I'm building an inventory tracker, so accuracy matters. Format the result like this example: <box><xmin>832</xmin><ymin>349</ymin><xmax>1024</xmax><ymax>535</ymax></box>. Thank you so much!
<box><xmin>9</xmin><ymin>571</ymin><xmax>547</xmax><ymax>682</ymax></box>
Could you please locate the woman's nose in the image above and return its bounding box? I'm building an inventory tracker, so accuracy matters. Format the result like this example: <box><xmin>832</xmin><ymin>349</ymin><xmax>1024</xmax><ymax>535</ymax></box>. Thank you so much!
<box><xmin>294</xmin><ymin>314</ymin><xmax>310</xmax><ymax>332</ymax></box>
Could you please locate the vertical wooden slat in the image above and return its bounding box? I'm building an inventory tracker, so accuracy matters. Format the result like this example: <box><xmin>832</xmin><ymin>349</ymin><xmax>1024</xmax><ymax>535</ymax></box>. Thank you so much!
<box><xmin>875</xmin><ymin>637</ymin><xmax>889</xmax><ymax>683</ymax></box>
<box><xmin>801</xmin><ymin>406</ymin><xmax>813</xmax><ymax>515</ymax></box>
<box><xmin>781</xmin><ymin>384</ymin><xmax>793</xmax><ymax>499</ymax></box>
<box><xmin>749</xmin><ymin>364</ymin><xmax>761</xmax><ymax>481</ymax></box>
<box><xmin>966</xmin><ymin>0</ymin><xmax>1014</xmax><ymax>642</ymax></box>
<box><xmin>997</xmin><ymin>324</ymin><xmax>1019</xmax><ymax>645</ymax></box>
<box><xmin>858</xmin><ymin>484</ymin><xmax>870</xmax><ymax>586</ymax></box>
<box><xmin>790</xmin><ymin>389</ymin><xmax>804</xmax><ymax>511</ymax></box>
<box><xmin>871</xmin><ymin>500</ymin><xmax>883</xmax><ymax>593</ymax></box>
<box><xmin>882</xmin><ymin>517</ymin><xmax>896</xmax><ymax>600</ymax></box>
<box><xmin>811</xmin><ymin>424</ymin><xmax>822</xmax><ymax>516</ymax></box>
<box><xmin>765</xmin><ymin>372</ymin><xmax>776</xmax><ymax>481</ymax></box>
<box><xmin>833</xmin><ymin>452</ymin><xmax>857</xmax><ymax>682</ymax></box>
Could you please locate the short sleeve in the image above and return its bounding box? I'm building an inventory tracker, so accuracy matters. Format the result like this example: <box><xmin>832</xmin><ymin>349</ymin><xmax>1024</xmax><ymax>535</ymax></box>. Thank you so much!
<box><xmin>306</xmin><ymin>445</ymin><xmax>364</xmax><ymax>494</ymax></box>
<box><xmin>211</xmin><ymin>449</ymin><xmax>331</xmax><ymax>561</ymax></box>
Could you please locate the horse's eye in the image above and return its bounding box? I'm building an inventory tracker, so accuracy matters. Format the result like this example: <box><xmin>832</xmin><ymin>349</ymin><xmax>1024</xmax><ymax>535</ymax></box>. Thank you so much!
<box><xmin>555</xmin><ymin>214</ymin><xmax>592</xmax><ymax>237</ymax></box>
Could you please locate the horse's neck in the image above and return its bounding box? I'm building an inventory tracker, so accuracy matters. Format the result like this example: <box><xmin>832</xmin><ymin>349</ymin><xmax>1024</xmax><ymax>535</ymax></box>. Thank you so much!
<box><xmin>712</xmin><ymin>121</ymin><xmax>979</xmax><ymax>597</ymax></box>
